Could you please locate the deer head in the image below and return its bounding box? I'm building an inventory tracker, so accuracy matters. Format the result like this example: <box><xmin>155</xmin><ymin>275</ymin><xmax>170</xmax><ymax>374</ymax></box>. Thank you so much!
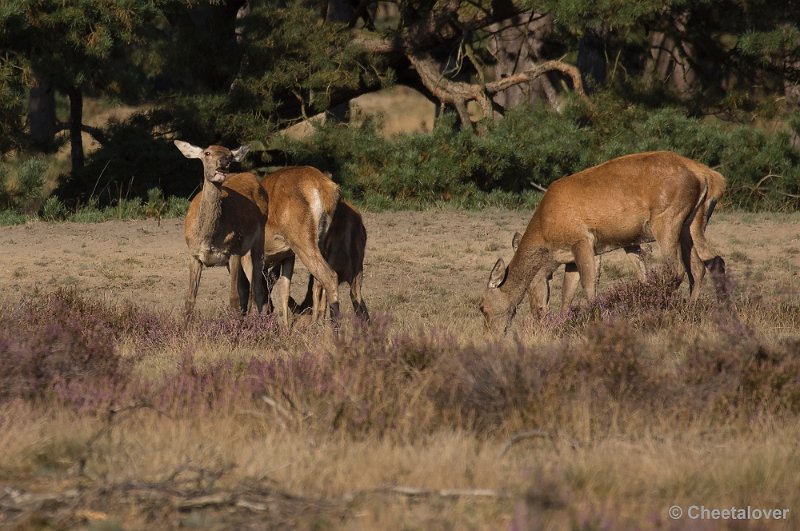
<box><xmin>174</xmin><ymin>140</ymin><xmax>251</xmax><ymax>184</ymax></box>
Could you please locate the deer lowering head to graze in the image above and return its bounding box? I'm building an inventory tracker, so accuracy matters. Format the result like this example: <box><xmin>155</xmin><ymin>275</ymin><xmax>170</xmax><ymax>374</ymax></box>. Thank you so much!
<box><xmin>175</xmin><ymin>140</ymin><xmax>269</xmax><ymax>319</ymax></box>
<box><xmin>511</xmin><ymin>148</ymin><xmax>725</xmax><ymax>316</ymax></box>
<box><xmin>233</xmin><ymin>166</ymin><xmax>342</xmax><ymax>330</ymax></box>
<box><xmin>296</xmin><ymin>200</ymin><xmax>369</xmax><ymax>323</ymax></box>
<box><xmin>512</xmin><ymin>231</ymin><xmax>645</xmax><ymax>315</ymax></box>
<box><xmin>480</xmin><ymin>151</ymin><xmax>726</xmax><ymax>334</ymax></box>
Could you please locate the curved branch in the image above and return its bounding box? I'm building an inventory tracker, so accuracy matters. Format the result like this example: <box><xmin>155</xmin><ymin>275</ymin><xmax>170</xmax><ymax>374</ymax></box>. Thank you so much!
<box><xmin>409</xmin><ymin>53</ymin><xmax>584</xmax><ymax>127</ymax></box>
<box><xmin>55</xmin><ymin>122</ymin><xmax>109</xmax><ymax>146</ymax></box>
<box><xmin>354</xmin><ymin>30</ymin><xmax>586</xmax><ymax>128</ymax></box>
<box><xmin>485</xmin><ymin>60</ymin><xmax>585</xmax><ymax>97</ymax></box>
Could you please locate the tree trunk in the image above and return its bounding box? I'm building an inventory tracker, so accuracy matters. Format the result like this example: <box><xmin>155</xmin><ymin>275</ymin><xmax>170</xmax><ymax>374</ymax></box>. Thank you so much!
<box><xmin>28</xmin><ymin>77</ymin><xmax>56</xmax><ymax>150</ymax></box>
<box><xmin>644</xmin><ymin>13</ymin><xmax>696</xmax><ymax>96</ymax></box>
<box><xmin>67</xmin><ymin>87</ymin><xmax>84</xmax><ymax>175</ymax></box>
<box><xmin>325</xmin><ymin>0</ymin><xmax>354</xmax><ymax>23</ymax></box>
<box><xmin>486</xmin><ymin>12</ymin><xmax>556</xmax><ymax>111</ymax></box>
<box><xmin>787</xmin><ymin>83</ymin><xmax>800</xmax><ymax>150</ymax></box>
<box><xmin>577</xmin><ymin>29</ymin><xmax>606</xmax><ymax>92</ymax></box>
<box><xmin>230</xmin><ymin>0</ymin><xmax>252</xmax><ymax>92</ymax></box>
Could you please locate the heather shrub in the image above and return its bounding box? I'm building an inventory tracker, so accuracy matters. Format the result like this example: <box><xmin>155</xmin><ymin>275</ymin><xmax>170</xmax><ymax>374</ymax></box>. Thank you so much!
<box><xmin>3</xmin><ymin>289</ymin><xmax>798</xmax><ymax>438</ymax></box>
<box><xmin>568</xmin><ymin>321</ymin><xmax>658</xmax><ymax>403</ymax></box>
<box><xmin>428</xmin><ymin>327</ymin><xmax>666</xmax><ymax>435</ymax></box>
<box><xmin>194</xmin><ymin>310</ymin><xmax>281</xmax><ymax>346</ymax></box>
<box><xmin>552</xmin><ymin>268</ymin><xmax>690</xmax><ymax>334</ymax></box>
<box><xmin>145</xmin><ymin>351</ymin><xmax>250</xmax><ymax>415</ymax></box>
<box><xmin>31</xmin><ymin>288</ymin><xmax>179</xmax><ymax>349</ymax></box>
<box><xmin>326</xmin><ymin>314</ymin><xmax>438</xmax><ymax>436</ymax></box>
<box><xmin>429</xmin><ymin>340</ymin><xmax>553</xmax><ymax>433</ymax></box>
<box><xmin>0</xmin><ymin>291</ymin><xmax>127</xmax><ymax>406</ymax></box>
<box><xmin>681</xmin><ymin>336</ymin><xmax>800</xmax><ymax>417</ymax></box>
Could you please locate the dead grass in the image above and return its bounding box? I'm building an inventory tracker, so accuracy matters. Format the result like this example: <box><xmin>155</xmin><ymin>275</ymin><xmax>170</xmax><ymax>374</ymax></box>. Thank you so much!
<box><xmin>0</xmin><ymin>210</ymin><xmax>798</xmax><ymax>529</ymax></box>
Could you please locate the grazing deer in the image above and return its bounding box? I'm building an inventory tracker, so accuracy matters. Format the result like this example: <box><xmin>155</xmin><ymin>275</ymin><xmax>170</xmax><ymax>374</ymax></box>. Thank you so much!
<box><xmin>233</xmin><ymin>166</ymin><xmax>342</xmax><ymax>329</ymax></box>
<box><xmin>296</xmin><ymin>200</ymin><xmax>370</xmax><ymax>323</ymax></box>
<box><xmin>175</xmin><ymin>140</ymin><xmax>269</xmax><ymax>319</ymax></box>
<box><xmin>512</xmin><ymin>154</ymin><xmax>725</xmax><ymax>316</ymax></box>
<box><xmin>480</xmin><ymin>151</ymin><xmax>726</xmax><ymax>334</ymax></box>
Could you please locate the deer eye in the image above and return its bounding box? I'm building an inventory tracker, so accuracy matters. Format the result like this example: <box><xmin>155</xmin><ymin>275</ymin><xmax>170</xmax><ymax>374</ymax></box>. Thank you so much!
<box><xmin>204</xmin><ymin>151</ymin><xmax>211</xmax><ymax>156</ymax></box>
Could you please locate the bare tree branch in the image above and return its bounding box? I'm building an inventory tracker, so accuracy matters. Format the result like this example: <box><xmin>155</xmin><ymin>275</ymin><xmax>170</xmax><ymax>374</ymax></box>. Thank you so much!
<box><xmin>56</xmin><ymin>121</ymin><xmax>109</xmax><ymax>146</ymax></box>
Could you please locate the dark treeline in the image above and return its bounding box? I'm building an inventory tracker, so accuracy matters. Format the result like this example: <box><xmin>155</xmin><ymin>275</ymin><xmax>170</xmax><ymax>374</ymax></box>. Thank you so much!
<box><xmin>1</xmin><ymin>0</ymin><xmax>799</xmax><ymax>213</ymax></box>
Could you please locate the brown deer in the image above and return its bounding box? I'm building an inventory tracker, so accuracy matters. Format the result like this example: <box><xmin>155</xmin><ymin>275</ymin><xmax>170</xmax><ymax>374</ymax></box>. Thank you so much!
<box><xmin>510</xmin><ymin>153</ymin><xmax>725</xmax><ymax>316</ymax></box>
<box><xmin>233</xmin><ymin>166</ymin><xmax>342</xmax><ymax>329</ymax></box>
<box><xmin>480</xmin><ymin>151</ymin><xmax>726</xmax><ymax>334</ymax></box>
<box><xmin>175</xmin><ymin>140</ymin><xmax>269</xmax><ymax>319</ymax></box>
<box><xmin>296</xmin><ymin>200</ymin><xmax>370</xmax><ymax>323</ymax></box>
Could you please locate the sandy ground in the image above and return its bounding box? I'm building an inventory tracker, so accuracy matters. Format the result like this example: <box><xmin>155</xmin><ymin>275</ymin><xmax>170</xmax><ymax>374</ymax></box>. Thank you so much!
<box><xmin>2</xmin><ymin>210</ymin><xmax>799</xmax><ymax>333</ymax></box>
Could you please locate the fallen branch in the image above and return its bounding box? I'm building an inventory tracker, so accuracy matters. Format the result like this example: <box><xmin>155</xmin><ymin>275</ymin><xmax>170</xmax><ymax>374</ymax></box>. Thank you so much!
<box><xmin>498</xmin><ymin>429</ymin><xmax>552</xmax><ymax>457</ymax></box>
<box><xmin>529</xmin><ymin>180</ymin><xmax>548</xmax><ymax>193</ymax></box>
<box><xmin>368</xmin><ymin>486</ymin><xmax>507</xmax><ymax>499</ymax></box>
<box><xmin>498</xmin><ymin>429</ymin><xmax>579</xmax><ymax>457</ymax></box>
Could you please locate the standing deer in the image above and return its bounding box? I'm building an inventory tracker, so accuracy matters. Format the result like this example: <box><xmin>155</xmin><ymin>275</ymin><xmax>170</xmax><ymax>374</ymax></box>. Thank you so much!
<box><xmin>480</xmin><ymin>151</ymin><xmax>726</xmax><ymax>334</ymax></box>
<box><xmin>296</xmin><ymin>200</ymin><xmax>370</xmax><ymax>323</ymax></box>
<box><xmin>175</xmin><ymin>140</ymin><xmax>269</xmax><ymax>319</ymax></box>
<box><xmin>233</xmin><ymin>166</ymin><xmax>342</xmax><ymax>329</ymax></box>
<box><xmin>511</xmin><ymin>153</ymin><xmax>725</xmax><ymax>315</ymax></box>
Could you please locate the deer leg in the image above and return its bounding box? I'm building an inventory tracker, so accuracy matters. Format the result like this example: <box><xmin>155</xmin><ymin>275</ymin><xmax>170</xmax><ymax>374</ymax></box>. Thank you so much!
<box><xmin>297</xmin><ymin>276</ymin><xmax>315</xmax><ymax>315</ymax></box>
<box><xmin>688</xmin><ymin>248</ymin><xmax>706</xmax><ymax>302</ymax></box>
<box><xmin>312</xmin><ymin>277</ymin><xmax>327</xmax><ymax>323</ymax></box>
<box><xmin>249</xmin><ymin>252</ymin><xmax>266</xmax><ymax>314</ymax></box>
<box><xmin>623</xmin><ymin>245</ymin><xmax>647</xmax><ymax>283</ymax></box>
<box><xmin>185</xmin><ymin>256</ymin><xmax>203</xmax><ymax>320</ymax></box>
<box><xmin>271</xmin><ymin>255</ymin><xmax>295</xmax><ymax>330</ymax></box>
<box><xmin>297</xmin><ymin>275</ymin><xmax>315</xmax><ymax>313</ymax></box>
<box><xmin>571</xmin><ymin>239</ymin><xmax>597</xmax><ymax>301</ymax></box>
<box><xmin>653</xmin><ymin>210</ymin><xmax>691</xmax><ymax>289</ymax></box>
<box><xmin>262</xmin><ymin>266</ymin><xmax>280</xmax><ymax>314</ymax></box>
<box><xmin>688</xmin><ymin>201</ymin><xmax>726</xmax><ymax>301</ymax></box>
<box><xmin>292</xmin><ymin>244</ymin><xmax>341</xmax><ymax>330</ymax></box>
<box><xmin>228</xmin><ymin>254</ymin><xmax>249</xmax><ymax>315</ymax></box>
<box><xmin>561</xmin><ymin>264</ymin><xmax>581</xmax><ymax>311</ymax></box>
<box><xmin>350</xmin><ymin>271</ymin><xmax>370</xmax><ymax>322</ymax></box>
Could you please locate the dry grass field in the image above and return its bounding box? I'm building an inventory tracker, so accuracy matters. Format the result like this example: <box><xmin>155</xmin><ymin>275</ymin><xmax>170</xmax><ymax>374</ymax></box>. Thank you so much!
<box><xmin>1</xmin><ymin>208</ymin><xmax>799</xmax><ymax>529</ymax></box>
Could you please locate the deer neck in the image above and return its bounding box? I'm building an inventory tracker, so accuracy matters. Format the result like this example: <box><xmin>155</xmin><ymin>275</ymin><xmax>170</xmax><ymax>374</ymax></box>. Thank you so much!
<box><xmin>503</xmin><ymin>244</ymin><xmax>552</xmax><ymax>308</ymax></box>
<box><xmin>195</xmin><ymin>179</ymin><xmax>225</xmax><ymax>244</ymax></box>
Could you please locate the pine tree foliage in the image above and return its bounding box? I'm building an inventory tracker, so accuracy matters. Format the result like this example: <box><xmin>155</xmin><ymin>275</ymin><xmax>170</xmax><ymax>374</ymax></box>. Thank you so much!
<box><xmin>0</xmin><ymin>0</ymin><xmax>799</xmax><ymax>211</ymax></box>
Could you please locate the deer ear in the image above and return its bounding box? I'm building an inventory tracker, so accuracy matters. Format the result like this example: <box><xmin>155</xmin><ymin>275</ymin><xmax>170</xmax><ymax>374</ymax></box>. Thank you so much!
<box><xmin>231</xmin><ymin>144</ymin><xmax>251</xmax><ymax>162</ymax></box>
<box><xmin>488</xmin><ymin>258</ymin><xmax>507</xmax><ymax>289</ymax></box>
<box><xmin>512</xmin><ymin>232</ymin><xmax>522</xmax><ymax>251</ymax></box>
<box><xmin>174</xmin><ymin>140</ymin><xmax>203</xmax><ymax>159</ymax></box>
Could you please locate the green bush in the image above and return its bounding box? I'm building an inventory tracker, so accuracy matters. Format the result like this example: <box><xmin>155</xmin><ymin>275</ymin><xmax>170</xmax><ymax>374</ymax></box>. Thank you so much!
<box><xmin>41</xmin><ymin>196</ymin><xmax>69</xmax><ymax>222</ymax></box>
<box><xmin>0</xmin><ymin>156</ymin><xmax>49</xmax><ymax>213</ymax></box>
<box><xmin>56</xmin><ymin>111</ymin><xmax>198</xmax><ymax>209</ymax></box>
<box><xmin>23</xmin><ymin>92</ymin><xmax>799</xmax><ymax>215</ymax></box>
<box><xmin>275</xmin><ymin>94</ymin><xmax>800</xmax><ymax>211</ymax></box>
